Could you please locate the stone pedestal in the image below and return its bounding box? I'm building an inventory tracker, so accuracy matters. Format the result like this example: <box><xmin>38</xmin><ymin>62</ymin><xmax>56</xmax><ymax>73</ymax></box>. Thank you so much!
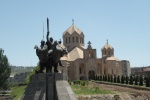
<box><xmin>21</xmin><ymin>73</ymin><xmax>77</xmax><ymax>100</ymax></box>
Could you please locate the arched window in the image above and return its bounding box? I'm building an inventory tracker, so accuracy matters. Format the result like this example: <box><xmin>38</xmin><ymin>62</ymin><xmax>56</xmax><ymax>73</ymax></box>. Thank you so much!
<box><xmin>66</xmin><ymin>37</ymin><xmax>67</xmax><ymax>43</ymax></box>
<box><xmin>72</xmin><ymin>37</ymin><xmax>74</xmax><ymax>43</ymax></box>
<box><xmin>80</xmin><ymin>37</ymin><xmax>82</xmax><ymax>43</ymax></box>
<box><xmin>89</xmin><ymin>51</ymin><xmax>91</xmax><ymax>58</ymax></box>
<box><xmin>69</xmin><ymin>37</ymin><xmax>70</xmax><ymax>43</ymax></box>
<box><xmin>105</xmin><ymin>51</ymin><xmax>106</xmax><ymax>55</ymax></box>
<box><xmin>91</xmin><ymin>52</ymin><xmax>94</xmax><ymax>57</ymax></box>
<box><xmin>82</xmin><ymin>38</ymin><xmax>84</xmax><ymax>43</ymax></box>
<box><xmin>76</xmin><ymin>37</ymin><xmax>78</xmax><ymax>43</ymax></box>
<box><xmin>108</xmin><ymin>51</ymin><xmax>110</xmax><ymax>55</ymax></box>
<box><xmin>79</xmin><ymin>63</ymin><xmax>85</xmax><ymax>74</ymax></box>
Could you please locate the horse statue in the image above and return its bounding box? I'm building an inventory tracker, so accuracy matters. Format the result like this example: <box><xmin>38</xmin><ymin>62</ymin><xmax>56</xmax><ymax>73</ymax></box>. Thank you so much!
<box><xmin>48</xmin><ymin>41</ymin><xmax>68</xmax><ymax>72</ymax></box>
<box><xmin>34</xmin><ymin>40</ymin><xmax>68</xmax><ymax>73</ymax></box>
<box><xmin>34</xmin><ymin>40</ymin><xmax>50</xmax><ymax>73</ymax></box>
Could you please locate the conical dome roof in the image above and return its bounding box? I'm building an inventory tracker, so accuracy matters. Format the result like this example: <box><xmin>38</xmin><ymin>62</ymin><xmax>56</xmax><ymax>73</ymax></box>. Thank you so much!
<box><xmin>63</xmin><ymin>24</ymin><xmax>83</xmax><ymax>36</ymax></box>
<box><xmin>101</xmin><ymin>43</ymin><xmax>114</xmax><ymax>50</ymax></box>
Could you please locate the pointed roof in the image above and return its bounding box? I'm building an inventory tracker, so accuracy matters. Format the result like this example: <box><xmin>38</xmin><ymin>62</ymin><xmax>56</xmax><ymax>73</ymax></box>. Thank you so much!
<box><xmin>63</xmin><ymin>24</ymin><xmax>83</xmax><ymax>36</ymax></box>
<box><xmin>101</xmin><ymin>39</ymin><xmax>114</xmax><ymax>50</ymax></box>
<box><xmin>67</xmin><ymin>47</ymin><xmax>83</xmax><ymax>61</ymax></box>
<box><xmin>101</xmin><ymin>43</ymin><xmax>114</xmax><ymax>50</ymax></box>
<box><xmin>106</xmin><ymin>56</ymin><xmax>121</xmax><ymax>61</ymax></box>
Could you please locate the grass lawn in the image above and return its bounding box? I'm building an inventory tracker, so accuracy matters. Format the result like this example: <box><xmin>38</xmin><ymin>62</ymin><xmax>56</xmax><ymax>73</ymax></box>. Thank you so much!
<box><xmin>11</xmin><ymin>85</ymin><xmax>27</xmax><ymax>100</ymax></box>
<box><xmin>71</xmin><ymin>82</ymin><xmax>114</xmax><ymax>95</ymax></box>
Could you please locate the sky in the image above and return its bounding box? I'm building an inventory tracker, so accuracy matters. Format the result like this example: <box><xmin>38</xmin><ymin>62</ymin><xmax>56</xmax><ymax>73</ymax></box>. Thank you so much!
<box><xmin>0</xmin><ymin>0</ymin><xmax>150</xmax><ymax>67</ymax></box>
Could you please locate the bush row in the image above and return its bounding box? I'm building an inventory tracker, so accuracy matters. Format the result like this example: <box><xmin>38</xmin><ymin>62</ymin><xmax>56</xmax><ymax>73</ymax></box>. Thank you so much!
<box><xmin>94</xmin><ymin>74</ymin><xmax>150</xmax><ymax>87</ymax></box>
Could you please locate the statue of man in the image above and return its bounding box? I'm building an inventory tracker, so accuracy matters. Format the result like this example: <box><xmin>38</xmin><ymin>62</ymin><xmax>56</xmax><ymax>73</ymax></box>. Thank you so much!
<box><xmin>34</xmin><ymin>40</ymin><xmax>49</xmax><ymax>73</ymax></box>
<box><xmin>46</xmin><ymin>32</ymin><xmax>53</xmax><ymax>50</ymax></box>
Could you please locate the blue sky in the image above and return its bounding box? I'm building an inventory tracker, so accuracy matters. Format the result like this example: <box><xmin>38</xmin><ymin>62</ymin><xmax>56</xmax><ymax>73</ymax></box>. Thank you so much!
<box><xmin>0</xmin><ymin>1</ymin><xmax>150</xmax><ymax>67</ymax></box>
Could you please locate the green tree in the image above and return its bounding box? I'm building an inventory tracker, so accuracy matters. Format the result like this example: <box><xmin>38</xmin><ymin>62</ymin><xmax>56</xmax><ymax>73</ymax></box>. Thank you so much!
<box><xmin>121</xmin><ymin>75</ymin><xmax>125</xmax><ymax>84</ymax></box>
<box><xmin>145</xmin><ymin>76</ymin><xmax>150</xmax><ymax>87</ymax></box>
<box><xmin>126</xmin><ymin>76</ymin><xmax>129</xmax><ymax>84</ymax></box>
<box><xmin>105</xmin><ymin>75</ymin><xmax>107</xmax><ymax>81</ymax></box>
<box><xmin>129</xmin><ymin>75</ymin><xmax>133</xmax><ymax>85</ymax></box>
<box><xmin>135</xmin><ymin>75</ymin><xmax>138</xmax><ymax>85</ymax></box>
<box><xmin>100</xmin><ymin>75</ymin><xmax>102</xmax><ymax>81</ymax></box>
<box><xmin>108</xmin><ymin>74</ymin><xmax>110</xmax><ymax>82</ymax></box>
<box><xmin>110</xmin><ymin>75</ymin><xmax>113</xmax><ymax>82</ymax></box>
<box><xmin>114</xmin><ymin>75</ymin><xmax>117</xmax><ymax>83</ymax></box>
<box><xmin>139</xmin><ymin>75</ymin><xmax>143</xmax><ymax>86</ymax></box>
<box><xmin>0</xmin><ymin>49</ymin><xmax>11</xmax><ymax>90</ymax></box>
<box><xmin>26</xmin><ymin>64</ymin><xmax>40</xmax><ymax>84</ymax></box>
<box><xmin>117</xmin><ymin>75</ymin><xmax>120</xmax><ymax>83</ymax></box>
<box><xmin>103</xmin><ymin>75</ymin><xmax>105</xmax><ymax>81</ymax></box>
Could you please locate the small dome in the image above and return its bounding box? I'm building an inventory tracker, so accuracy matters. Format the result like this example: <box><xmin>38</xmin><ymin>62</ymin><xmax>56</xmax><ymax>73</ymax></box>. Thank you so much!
<box><xmin>101</xmin><ymin>43</ymin><xmax>114</xmax><ymax>50</ymax></box>
<box><xmin>63</xmin><ymin>24</ymin><xmax>83</xmax><ymax>36</ymax></box>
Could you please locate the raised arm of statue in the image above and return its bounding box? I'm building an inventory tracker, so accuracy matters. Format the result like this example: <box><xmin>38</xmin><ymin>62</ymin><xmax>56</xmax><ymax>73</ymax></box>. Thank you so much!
<box><xmin>47</xmin><ymin>32</ymin><xmax>49</xmax><ymax>42</ymax></box>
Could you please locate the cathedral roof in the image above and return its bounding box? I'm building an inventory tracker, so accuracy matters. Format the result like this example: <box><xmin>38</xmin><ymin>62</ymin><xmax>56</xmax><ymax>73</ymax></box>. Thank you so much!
<box><xmin>63</xmin><ymin>24</ymin><xmax>83</xmax><ymax>36</ymax></box>
<box><xmin>67</xmin><ymin>47</ymin><xmax>83</xmax><ymax>61</ymax></box>
<box><xmin>106</xmin><ymin>56</ymin><xmax>120</xmax><ymax>61</ymax></box>
<box><xmin>101</xmin><ymin>43</ymin><xmax>114</xmax><ymax>50</ymax></box>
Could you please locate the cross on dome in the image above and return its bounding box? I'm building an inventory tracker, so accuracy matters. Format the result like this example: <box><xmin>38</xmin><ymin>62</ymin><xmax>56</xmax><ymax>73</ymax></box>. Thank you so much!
<box><xmin>72</xmin><ymin>19</ymin><xmax>74</xmax><ymax>25</ymax></box>
<box><xmin>88</xmin><ymin>41</ymin><xmax>91</xmax><ymax>45</ymax></box>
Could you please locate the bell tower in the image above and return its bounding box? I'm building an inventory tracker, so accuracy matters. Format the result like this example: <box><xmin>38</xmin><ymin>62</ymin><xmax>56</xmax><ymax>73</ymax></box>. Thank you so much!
<box><xmin>63</xmin><ymin>20</ymin><xmax>85</xmax><ymax>52</ymax></box>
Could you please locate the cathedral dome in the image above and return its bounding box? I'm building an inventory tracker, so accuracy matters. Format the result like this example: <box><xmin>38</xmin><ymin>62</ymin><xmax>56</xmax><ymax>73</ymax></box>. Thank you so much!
<box><xmin>101</xmin><ymin>43</ymin><xmax>114</xmax><ymax>51</ymax></box>
<box><xmin>63</xmin><ymin>24</ymin><xmax>84</xmax><ymax>36</ymax></box>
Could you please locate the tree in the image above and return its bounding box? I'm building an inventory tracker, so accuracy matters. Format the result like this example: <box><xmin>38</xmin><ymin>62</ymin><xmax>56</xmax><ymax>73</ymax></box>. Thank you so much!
<box><xmin>26</xmin><ymin>64</ymin><xmax>40</xmax><ymax>84</ymax></box>
<box><xmin>0</xmin><ymin>49</ymin><xmax>11</xmax><ymax>90</ymax></box>
<box><xmin>108</xmin><ymin>74</ymin><xmax>110</xmax><ymax>82</ymax></box>
<box><xmin>114</xmin><ymin>75</ymin><xmax>117</xmax><ymax>83</ymax></box>
<box><xmin>145</xmin><ymin>76</ymin><xmax>150</xmax><ymax>87</ymax></box>
<box><xmin>100</xmin><ymin>75</ymin><xmax>102</xmax><ymax>81</ymax></box>
<box><xmin>117</xmin><ymin>75</ymin><xmax>120</xmax><ymax>83</ymax></box>
<box><xmin>110</xmin><ymin>75</ymin><xmax>113</xmax><ymax>82</ymax></box>
<box><xmin>135</xmin><ymin>75</ymin><xmax>138</xmax><ymax>85</ymax></box>
<box><xmin>126</xmin><ymin>76</ymin><xmax>129</xmax><ymax>84</ymax></box>
<box><xmin>129</xmin><ymin>75</ymin><xmax>133</xmax><ymax>85</ymax></box>
<box><xmin>139</xmin><ymin>75</ymin><xmax>143</xmax><ymax>86</ymax></box>
<box><xmin>121</xmin><ymin>75</ymin><xmax>125</xmax><ymax>84</ymax></box>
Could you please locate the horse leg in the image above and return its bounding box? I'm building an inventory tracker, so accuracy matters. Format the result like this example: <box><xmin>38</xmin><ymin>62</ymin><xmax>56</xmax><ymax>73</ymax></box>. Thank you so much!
<box><xmin>54</xmin><ymin>63</ymin><xmax>59</xmax><ymax>73</ymax></box>
<box><xmin>38</xmin><ymin>62</ymin><xmax>44</xmax><ymax>73</ymax></box>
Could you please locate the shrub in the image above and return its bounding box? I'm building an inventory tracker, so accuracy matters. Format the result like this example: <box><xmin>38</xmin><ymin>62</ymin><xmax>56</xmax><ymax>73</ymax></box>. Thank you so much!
<box><xmin>135</xmin><ymin>75</ymin><xmax>138</xmax><ymax>85</ymax></box>
<box><xmin>100</xmin><ymin>75</ymin><xmax>102</xmax><ymax>81</ymax></box>
<box><xmin>139</xmin><ymin>75</ymin><xmax>143</xmax><ymax>86</ymax></box>
<box><xmin>145</xmin><ymin>76</ymin><xmax>150</xmax><ymax>87</ymax></box>
<box><xmin>105</xmin><ymin>75</ymin><xmax>107</xmax><ymax>81</ymax></box>
<box><xmin>74</xmin><ymin>80</ymin><xmax>81</xmax><ymax>85</ymax></box>
<box><xmin>110</xmin><ymin>75</ymin><xmax>113</xmax><ymax>82</ymax></box>
<box><xmin>121</xmin><ymin>75</ymin><xmax>125</xmax><ymax>84</ymax></box>
<box><xmin>81</xmin><ymin>81</ymin><xmax>86</xmax><ymax>86</ymax></box>
<box><xmin>117</xmin><ymin>75</ymin><xmax>120</xmax><ymax>83</ymax></box>
<box><xmin>108</xmin><ymin>74</ymin><xmax>110</xmax><ymax>82</ymax></box>
<box><xmin>114</xmin><ymin>75</ymin><xmax>117</xmax><ymax>83</ymax></box>
<box><xmin>103</xmin><ymin>75</ymin><xmax>105</xmax><ymax>81</ymax></box>
<box><xmin>129</xmin><ymin>75</ymin><xmax>133</xmax><ymax>85</ymax></box>
<box><xmin>126</xmin><ymin>76</ymin><xmax>129</xmax><ymax>84</ymax></box>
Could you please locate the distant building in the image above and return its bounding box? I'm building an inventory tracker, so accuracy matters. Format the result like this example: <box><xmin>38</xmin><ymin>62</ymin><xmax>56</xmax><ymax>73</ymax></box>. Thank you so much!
<box><xmin>121</xmin><ymin>60</ymin><xmax>131</xmax><ymax>76</ymax></box>
<box><xmin>131</xmin><ymin>66</ymin><xmax>150</xmax><ymax>76</ymax></box>
<box><xmin>9</xmin><ymin>72</ymin><xmax>29</xmax><ymax>83</ymax></box>
<box><xmin>60</xmin><ymin>22</ymin><xmax>129</xmax><ymax>81</ymax></box>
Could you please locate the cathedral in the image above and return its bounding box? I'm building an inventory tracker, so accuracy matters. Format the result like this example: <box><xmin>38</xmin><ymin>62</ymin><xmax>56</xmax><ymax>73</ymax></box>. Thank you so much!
<box><xmin>60</xmin><ymin>22</ymin><xmax>123</xmax><ymax>81</ymax></box>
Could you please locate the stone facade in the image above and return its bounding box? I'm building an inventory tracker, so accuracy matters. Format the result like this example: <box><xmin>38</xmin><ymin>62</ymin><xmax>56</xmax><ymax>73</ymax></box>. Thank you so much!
<box><xmin>60</xmin><ymin>23</ymin><xmax>129</xmax><ymax>81</ymax></box>
<box><xmin>121</xmin><ymin>60</ymin><xmax>131</xmax><ymax>76</ymax></box>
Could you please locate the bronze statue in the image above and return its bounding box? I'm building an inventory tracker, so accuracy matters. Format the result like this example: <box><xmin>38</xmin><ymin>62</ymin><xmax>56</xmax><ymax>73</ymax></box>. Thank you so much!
<box><xmin>34</xmin><ymin>40</ymin><xmax>49</xmax><ymax>73</ymax></box>
<box><xmin>34</xmin><ymin>18</ymin><xmax>68</xmax><ymax>73</ymax></box>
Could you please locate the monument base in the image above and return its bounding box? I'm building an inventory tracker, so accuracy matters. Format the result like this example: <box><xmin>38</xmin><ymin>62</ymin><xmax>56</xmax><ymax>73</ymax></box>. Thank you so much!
<box><xmin>21</xmin><ymin>73</ymin><xmax>77</xmax><ymax>100</ymax></box>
